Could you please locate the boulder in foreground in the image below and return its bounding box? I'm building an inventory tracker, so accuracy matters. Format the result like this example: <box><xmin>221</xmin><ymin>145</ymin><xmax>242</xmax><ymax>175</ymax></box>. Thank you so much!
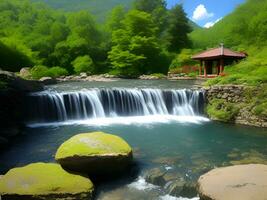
<box><xmin>197</xmin><ymin>164</ymin><xmax>267</xmax><ymax>200</ymax></box>
<box><xmin>0</xmin><ymin>163</ymin><xmax>94</xmax><ymax>200</ymax></box>
<box><xmin>55</xmin><ymin>132</ymin><xmax>133</xmax><ymax>176</ymax></box>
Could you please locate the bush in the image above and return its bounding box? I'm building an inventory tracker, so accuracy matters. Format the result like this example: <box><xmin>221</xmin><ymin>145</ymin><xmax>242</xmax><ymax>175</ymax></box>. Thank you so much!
<box><xmin>30</xmin><ymin>65</ymin><xmax>50</xmax><ymax>79</ymax></box>
<box><xmin>72</xmin><ymin>55</ymin><xmax>94</xmax><ymax>74</ymax></box>
<box><xmin>169</xmin><ymin>49</ymin><xmax>198</xmax><ymax>70</ymax></box>
<box><xmin>48</xmin><ymin>67</ymin><xmax>68</xmax><ymax>78</ymax></box>
<box><xmin>253</xmin><ymin>102</ymin><xmax>267</xmax><ymax>118</ymax></box>
<box><xmin>207</xmin><ymin>99</ymin><xmax>240</xmax><ymax>122</ymax></box>
<box><xmin>30</xmin><ymin>65</ymin><xmax>68</xmax><ymax>79</ymax></box>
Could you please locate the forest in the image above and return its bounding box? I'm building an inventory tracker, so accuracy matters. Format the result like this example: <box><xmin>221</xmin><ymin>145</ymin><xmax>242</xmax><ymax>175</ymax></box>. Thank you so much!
<box><xmin>0</xmin><ymin>0</ymin><xmax>192</xmax><ymax>78</ymax></box>
<box><xmin>0</xmin><ymin>0</ymin><xmax>267</xmax><ymax>82</ymax></box>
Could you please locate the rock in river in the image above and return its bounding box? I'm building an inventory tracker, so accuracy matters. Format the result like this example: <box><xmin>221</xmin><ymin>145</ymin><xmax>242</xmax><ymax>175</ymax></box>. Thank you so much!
<box><xmin>0</xmin><ymin>163</ymin><xmax>94</xmax><ymax>200</ymax></box>
<box><xmin>197</xmin><ymin>164</ymin><xmax>267</xmax><ymax>200</ymax></box>
<box><xmin>55</xmin><ymin>132</ymin><xmax>133</xmax><ymax>177</ymax></box>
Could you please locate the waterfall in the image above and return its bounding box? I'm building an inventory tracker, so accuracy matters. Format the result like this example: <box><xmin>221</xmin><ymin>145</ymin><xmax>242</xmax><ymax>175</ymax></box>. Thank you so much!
<box><xmin>25</xmin><ymin>88</ymin><xmax>205</xmax><ymax>123</ymax></box>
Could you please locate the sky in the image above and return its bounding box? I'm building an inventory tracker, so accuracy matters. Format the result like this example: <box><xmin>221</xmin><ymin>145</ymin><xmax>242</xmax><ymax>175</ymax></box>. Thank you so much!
<box><xmin>166</xmin><ymin>0</ymin><xmax>245</xmax><ymax>28</ymax></box>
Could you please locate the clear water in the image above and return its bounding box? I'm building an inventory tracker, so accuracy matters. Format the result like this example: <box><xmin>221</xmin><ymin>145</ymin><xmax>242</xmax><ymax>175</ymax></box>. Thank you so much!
<box><xmin>1</xmin><ymin>80</ymin><xmax>267</xmax><ymax>200</ymax></box>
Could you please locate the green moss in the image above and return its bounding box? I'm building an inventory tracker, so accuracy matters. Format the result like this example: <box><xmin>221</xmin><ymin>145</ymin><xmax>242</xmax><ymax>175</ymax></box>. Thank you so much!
<box><xmin>0</xmin><ymin>163</ymin><xmax>94</xmax><ymax>196</ymax></box>
<box><xmin>206</xmin><ymin>99</ymin><xmax>240</xmax><ymax>122</ymax></box>
<box><xmin>55</xmin><ymin>132</ymin><xmax>132</xmax><ymax>160</ymax></box>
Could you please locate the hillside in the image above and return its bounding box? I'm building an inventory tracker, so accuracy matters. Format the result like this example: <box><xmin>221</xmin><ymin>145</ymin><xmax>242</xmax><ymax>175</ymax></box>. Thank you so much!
<box><xmin>31</xmin><ymin>0</ymin><xmax>133</xmax><ymax>22</ymax></box>
<box><xmin>188</xmin><ymin>0</ymin><xmax>267</xmax><ymax>123</ymax></box>
<box><xmin>190</xmin><ymin>0</ymin><xmax>267</xmax><ymax>49</ymax></box>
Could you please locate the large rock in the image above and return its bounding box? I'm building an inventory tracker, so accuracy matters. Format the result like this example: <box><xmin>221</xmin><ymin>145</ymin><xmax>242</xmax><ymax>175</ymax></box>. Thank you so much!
<box><xmin>0</xmin><ymin>163</ymin><xmax>94</xmax><ymax>200</ymax></box>
<box><xmin>197</xmin><ymin>164</ymin><xmax>267</xmax><ymax>200</ymax></box>
<box><xmin>39</xmin><ymin>77</ymin><xmax>57</xmax><ymax>85</ymax></box>
<box><xmin>55</xmin><ymin>132</ymin><xmax>133</xmax><ymax>177</ymax></box>
<box><xmin>0</xmin><ymin>70</ymin><xmax>43</xmax><ymax>146</ymax></box>
<box><xmin>0</xmin><ymin>70</ymin><xmax>43</xmax><ymax>92</ymax></box>
<box><xmin>19</xmin><ymin>67</ymin><xmax>31</xmax><ymax>78</ymax></box>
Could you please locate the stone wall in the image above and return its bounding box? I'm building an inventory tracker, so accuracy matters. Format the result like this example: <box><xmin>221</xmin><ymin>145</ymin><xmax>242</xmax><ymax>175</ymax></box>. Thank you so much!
<box><xmin>204</xmin><ymin>85</ymin><xmax>267</xmax><ymax>128</ymax></box>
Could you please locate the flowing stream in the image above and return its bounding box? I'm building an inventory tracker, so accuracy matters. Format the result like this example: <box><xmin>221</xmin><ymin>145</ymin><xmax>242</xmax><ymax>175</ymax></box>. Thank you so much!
<box><xmin>1</xmin><ymin>80</ymin><xmax>267</xmax><ymax>200</ymax></box>
<box><xmin>25</xmin><ymin>88</ymin><xmax>205</xmax><ymax>124</ymax></box>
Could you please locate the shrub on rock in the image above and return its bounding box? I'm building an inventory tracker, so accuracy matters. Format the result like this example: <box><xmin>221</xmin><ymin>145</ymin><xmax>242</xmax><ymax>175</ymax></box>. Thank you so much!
<box><xmin>55</xmin><ymin>132</ymin><xmax>133</xmax><ymax>177</ymax></box>
<box><xmin>0</xmin><ymin>162</ymin><xmax>94</xmax><ymax>200</ymax></box>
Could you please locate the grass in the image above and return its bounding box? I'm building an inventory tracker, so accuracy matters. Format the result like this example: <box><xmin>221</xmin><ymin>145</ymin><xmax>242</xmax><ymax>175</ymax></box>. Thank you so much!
<box><xmin>206</xmin><ymin>47</ymin><xmax>267</xmax><ymax>86</ymax></box>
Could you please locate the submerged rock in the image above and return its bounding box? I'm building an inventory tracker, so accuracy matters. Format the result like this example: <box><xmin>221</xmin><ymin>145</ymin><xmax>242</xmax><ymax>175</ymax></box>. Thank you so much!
<box><xmin>145</xmin><ymin>167</ymin><xmax>183</xmax><ymax>187</ymax></box>
<box><xmin>151</xmin><ymin>155</ymin><xmax>183</xmax><ymax>165</ymax></box>
<box><xmin>145</xmin><ymin>168</ymin><xmax>166</xmax><ymax>186</ymax></box>
<box><xmin>0</xmin><ymin>163</ymin><xmax>94</xmax><ymax>200</ymax></box>
<box><xmin>55</xmin><ymin>132</ymin><xmax>133</xmax><ymax>177</ymax></box>
<box><xmin>197</xmin><ymin>164</ymin><xmax>267</xmax><ymax>200</ymax></box>
<box><xmin>144</xmin><ymin>167</ymin><xmax>197</xmax><ymax>198</ymax></box>
<box><xmin>229</xmin><ymin>150</ymin><xmax>267</xmax><ymax>165</ymax></box>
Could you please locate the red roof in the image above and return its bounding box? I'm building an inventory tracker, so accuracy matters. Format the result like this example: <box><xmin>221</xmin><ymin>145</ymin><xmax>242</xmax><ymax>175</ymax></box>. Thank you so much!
<box><xmin>192</xmin><ymin>46</ymin><xmax>247</xmax><ymax>60</ymax></box>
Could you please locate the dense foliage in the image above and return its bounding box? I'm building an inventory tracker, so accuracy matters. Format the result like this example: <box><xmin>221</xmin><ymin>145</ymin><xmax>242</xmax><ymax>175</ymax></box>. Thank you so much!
<box><xmin>0</xmin><ymin>0</ymin><xmax>192</xmax><ymax>78</ymax></box>
<box><xmin>31</xmin><ymin>0</ymin><xmax>133</xmax><ymax>23</ymax></box>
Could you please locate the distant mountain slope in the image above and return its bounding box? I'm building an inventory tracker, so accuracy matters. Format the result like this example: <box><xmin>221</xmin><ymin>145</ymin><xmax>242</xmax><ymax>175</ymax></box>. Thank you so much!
<box><xmin>190</xmin><ymin>0</ymin><xmax>267</xmax><ymax>49</ymax></box>
<box><xmin>31</xmin><ymin>0</ymin><xmax>133</xmax><ymax>22</ymax></box>
<box><xmin>31</xmin><ymin>0</ymin><xmax>200</xmax><ymax>30</ymax></box>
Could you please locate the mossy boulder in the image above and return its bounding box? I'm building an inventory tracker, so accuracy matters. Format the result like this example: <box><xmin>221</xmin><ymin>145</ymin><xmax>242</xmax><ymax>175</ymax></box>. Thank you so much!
<box><xmin>0</xmin><ymin>163</ymin><xmax>94</xmax><ymax>200</ymax></box>
<box><xmin>55</xmin><ymin>132</ymin><xmax>133</xmax><ymax>176</ymax></box>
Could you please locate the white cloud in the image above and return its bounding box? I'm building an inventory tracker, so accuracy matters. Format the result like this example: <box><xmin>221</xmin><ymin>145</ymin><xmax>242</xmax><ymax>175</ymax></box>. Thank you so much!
<box><xmin>204</xmin><ymin>18</ymin><xmax>222</xmax><ymax>28</ymax></box>
<box><xmin>192</xmin><ymin>4</ymin><xmax>214</xmax><ymax>21</ymax></box>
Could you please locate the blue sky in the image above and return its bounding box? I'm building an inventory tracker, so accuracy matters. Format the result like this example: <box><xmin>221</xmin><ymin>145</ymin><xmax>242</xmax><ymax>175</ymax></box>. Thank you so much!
<box><xmin>166</xmin><ymin>0</ymin><xmax>245</xmax><ymax>28</ymax></box>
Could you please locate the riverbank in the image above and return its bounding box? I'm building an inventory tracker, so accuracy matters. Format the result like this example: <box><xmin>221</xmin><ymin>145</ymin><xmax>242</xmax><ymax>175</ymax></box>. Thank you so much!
<box><xmin>204</xmin><ymin>84</ymin><xmax>267</xmax><ymax>128</ymax></box>
<box><xmin>0</xmin><ymin>70</ymin><xmax>43</xmax><ymax>149</ymax></box>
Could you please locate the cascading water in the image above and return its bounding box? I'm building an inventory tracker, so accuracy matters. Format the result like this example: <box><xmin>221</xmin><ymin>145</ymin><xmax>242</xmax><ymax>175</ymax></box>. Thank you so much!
<box><xmin>25</xmin><ymin>88</ymin><xmax>205</xmax><ymax>124</ymax></box>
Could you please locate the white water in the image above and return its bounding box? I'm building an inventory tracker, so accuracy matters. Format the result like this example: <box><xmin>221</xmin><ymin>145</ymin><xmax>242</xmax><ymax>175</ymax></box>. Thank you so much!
<box><xmin>127</xmin><ymin>176</ymin><xmax>199</xmax><ymax>200</ymax></box>
<box><xmin>27</xmin><ymin>115</ymin><xmax>210</xmax><ymax>128</ymax></box>
<box><xmin>26</xmin><ymin>88</ymin><xmax>207</xmax><ymax>126</ymax></box>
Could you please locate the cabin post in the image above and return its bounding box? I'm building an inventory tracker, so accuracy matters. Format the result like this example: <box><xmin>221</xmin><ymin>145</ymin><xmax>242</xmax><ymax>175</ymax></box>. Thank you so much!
<box><xmin>216</xmin><ymin>60</ymin><xmax>219</xmax><ymax>75</ymax></box>
<box><xmin>204</xmin><ymin>60</ymin><xmax>207</xmax><ymax>78</ymax></box>
<box><xmin>199</xmin><ymin>60</ymin><xmax>202</xmax><ymax>76</ymax></box>
<box><xmin>220</xmin><ymin>58</ymin><xmax>224</xmax><ymax>75</ymax></box>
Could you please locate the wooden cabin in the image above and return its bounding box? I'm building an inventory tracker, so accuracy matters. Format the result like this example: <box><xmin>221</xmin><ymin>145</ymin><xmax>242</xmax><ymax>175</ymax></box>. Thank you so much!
<box><xmin>192</xmin><ymin>44</ymin><xmax>247</xmax><ymax>78</ymax></box>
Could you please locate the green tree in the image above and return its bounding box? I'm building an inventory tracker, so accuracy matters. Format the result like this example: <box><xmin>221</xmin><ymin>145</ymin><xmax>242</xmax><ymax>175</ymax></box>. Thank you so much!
<box><xmin>72</xmin><ymin>55</ymin><xmax>94</xmax><ymax>74</ymax></box>
<box><xmin>106</xmin><ymin>5</ymin><xmax>125</xmax><ymax>32</ymax></box>
<box><xmin>166</xmin><ymin>5</ymin><xmax>192</xmax><ymax>52</ymax></box>
<box><xmin>134</xmin><ymin>0</ymin><xmax>168</xmax><ymax>35</ymax></box>
<box><xmin>108</xmin><ymin>10</ymin><xmax>169</xmax><ymax>77</ymax></box>
<box><xmin>134</xmin><ymin>0</ymin><xmax>166</xmax><ymax>13</ymax></box>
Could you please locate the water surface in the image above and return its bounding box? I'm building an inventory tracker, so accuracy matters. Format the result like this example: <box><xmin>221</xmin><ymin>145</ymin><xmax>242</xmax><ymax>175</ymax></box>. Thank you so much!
<box><xmin>1</xmin><ymin>80</ymin><xmax>267</xmax><ymax>200</ymax></box>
